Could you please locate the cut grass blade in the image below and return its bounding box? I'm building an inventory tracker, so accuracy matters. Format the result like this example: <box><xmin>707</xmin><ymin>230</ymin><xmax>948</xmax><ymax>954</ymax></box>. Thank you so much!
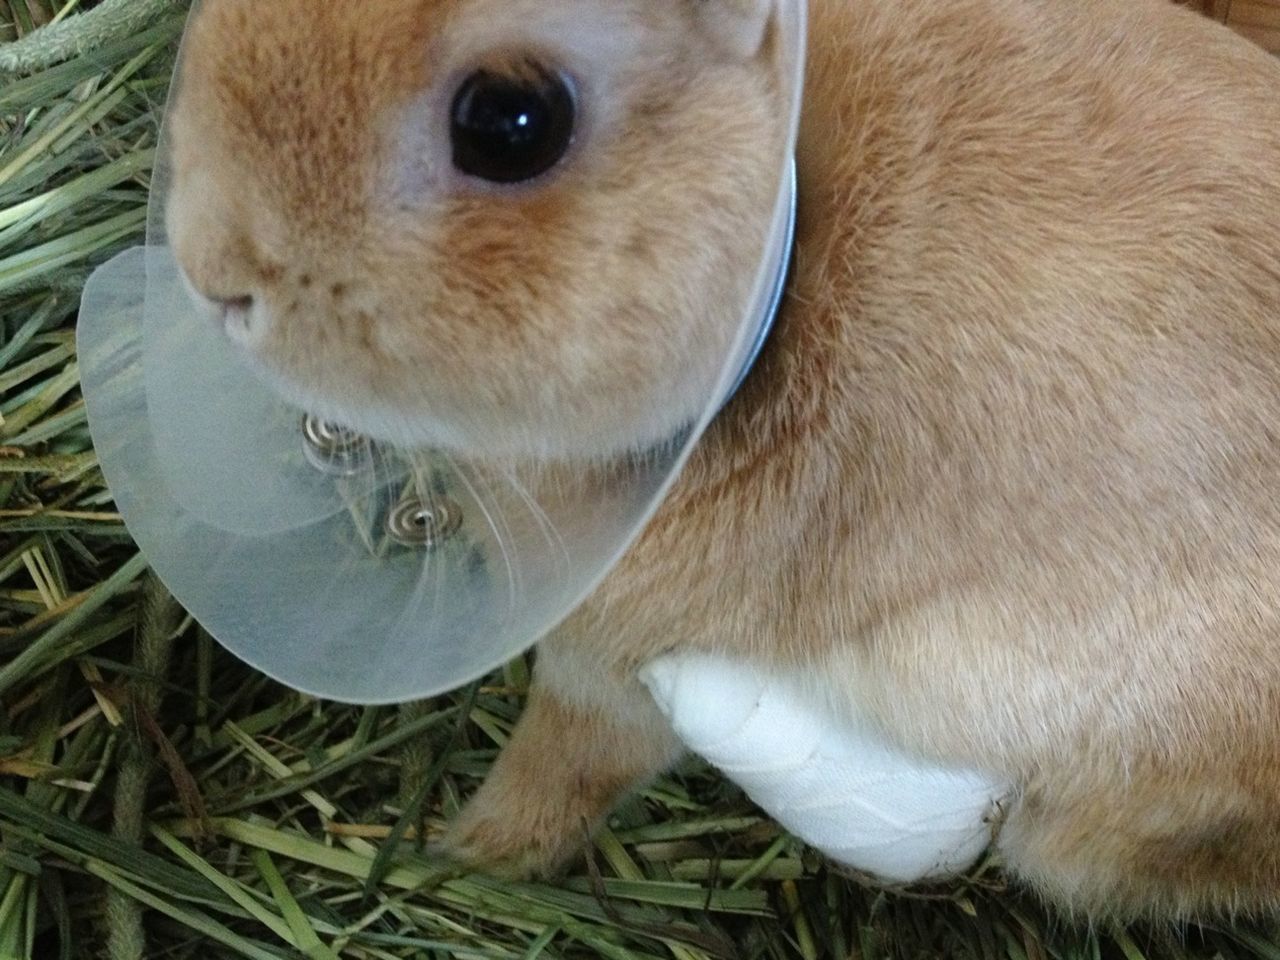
<box><xmin>150</xmin><ymin>826</ymin><xmax>295</xmax><ymax>945</ymax></box>
<box><xmin>363</xmin><ymin>681</ymin><xmax>479</xmax><ymax>897</ymax></box>
<box><xmin>85</xmin><ymin>860</ymin><xmax>286</xmax><ymax>960</ymax></box>
<box><xmin>250</xmin><ymin>850</ymin><xmax>341</xmax><ymax>960</ymax></box>
<box><xmin>0</xmin><ymin>549</ymin><xmax>145</xmax><ymax>697</ymax></box>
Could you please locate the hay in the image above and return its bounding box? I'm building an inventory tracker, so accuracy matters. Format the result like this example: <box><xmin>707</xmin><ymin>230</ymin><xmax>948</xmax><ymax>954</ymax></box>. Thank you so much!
<box><xmin>1</xmin><ymin>2</ymin><xmax>1279</xmax><ymax>958</ymax></box>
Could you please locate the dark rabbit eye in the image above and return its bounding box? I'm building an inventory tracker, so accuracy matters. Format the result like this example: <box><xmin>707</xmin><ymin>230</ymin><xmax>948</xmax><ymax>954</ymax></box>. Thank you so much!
<box><xmin>449</xmin><ymin>65</ymin><xmax>576</xmax><ymax>184</ymax></box>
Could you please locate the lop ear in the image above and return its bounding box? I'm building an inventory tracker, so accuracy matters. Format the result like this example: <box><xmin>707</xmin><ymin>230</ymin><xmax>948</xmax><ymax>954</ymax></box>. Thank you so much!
<box><xmin>693</xmin><ymin>0</ymin><xmax>773</xmax><ymax>60</ymax></box>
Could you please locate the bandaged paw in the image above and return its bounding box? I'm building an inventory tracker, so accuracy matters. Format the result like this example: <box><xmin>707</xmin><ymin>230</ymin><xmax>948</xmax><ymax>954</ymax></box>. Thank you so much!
<box><xmin>640</xmin><ymin>654</ymin><xmax>1011</xmax><ymax>884</ymax></box>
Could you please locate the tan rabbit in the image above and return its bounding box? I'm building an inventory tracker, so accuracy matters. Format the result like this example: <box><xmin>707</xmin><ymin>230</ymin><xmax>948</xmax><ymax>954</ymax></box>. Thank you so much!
<box><xmin>164</xmin><ymin>0</ymin><xmax>1280</xmax><ymax>920</ymax></box>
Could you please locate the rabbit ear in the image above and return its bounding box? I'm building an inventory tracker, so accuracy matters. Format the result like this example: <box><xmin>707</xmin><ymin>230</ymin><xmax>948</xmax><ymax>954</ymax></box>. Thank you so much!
<box><xmin>693</xmin><ymin>0</ymin><xmax>773</xmax><ymax>60</ymax></box>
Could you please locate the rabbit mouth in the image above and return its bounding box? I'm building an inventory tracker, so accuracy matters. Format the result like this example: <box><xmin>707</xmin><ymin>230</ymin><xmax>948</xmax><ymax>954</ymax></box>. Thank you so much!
<box><xmin>201</xmin><ymin>157</ymin><xmax>797</xmax><ymax>468</ymax></box>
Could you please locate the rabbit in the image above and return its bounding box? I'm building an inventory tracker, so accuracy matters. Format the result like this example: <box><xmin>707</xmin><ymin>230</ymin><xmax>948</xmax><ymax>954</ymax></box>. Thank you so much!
<box><xmin>162</xmin><ymin>0</ymin><xmax>1280</xmax><ymax>920</ymax></box>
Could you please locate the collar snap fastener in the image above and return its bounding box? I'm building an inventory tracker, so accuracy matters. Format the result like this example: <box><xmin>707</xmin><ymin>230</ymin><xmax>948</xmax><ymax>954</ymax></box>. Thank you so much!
<box><xmin>301</xmin><ymin>415</ymin><xmax>373</xmax><ymax>477</ymax></box>
<box><xmin>386</xmin><ymin>494</ymin><xmax>464</xmax><ymax>548</ymax></box>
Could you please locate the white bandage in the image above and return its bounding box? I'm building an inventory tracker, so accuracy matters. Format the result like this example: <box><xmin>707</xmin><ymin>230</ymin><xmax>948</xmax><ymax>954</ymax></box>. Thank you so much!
<box><xmin>640</xmin><ymin>654</ymin><xmax>1010</xmax><ymax>884</ymax></box>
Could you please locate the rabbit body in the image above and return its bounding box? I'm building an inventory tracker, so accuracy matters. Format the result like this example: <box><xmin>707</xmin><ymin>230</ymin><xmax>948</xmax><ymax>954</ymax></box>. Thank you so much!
<box><xmin>452</xmin><ymin>0</ymin><xmax>1280</xmax><ymax>918</ymax></box>
<box><xmin>167</xmin><ymin>0</ymin><xmax>1280</xmax><ymax>918</ymax></box>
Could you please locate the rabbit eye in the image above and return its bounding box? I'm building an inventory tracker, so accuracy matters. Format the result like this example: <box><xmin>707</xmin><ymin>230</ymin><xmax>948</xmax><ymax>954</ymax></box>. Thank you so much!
<box><xmin>449</xmin><ymin>65</ymin><xmax>576</xmax><ymax>184</ymax></box>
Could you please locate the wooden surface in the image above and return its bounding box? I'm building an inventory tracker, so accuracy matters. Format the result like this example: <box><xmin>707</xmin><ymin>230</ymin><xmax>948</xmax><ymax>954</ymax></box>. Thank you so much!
<box><xmin>1179</xmin><ymin>0</ymin><xmax>1280</xmax><ymax>52</ymax></box>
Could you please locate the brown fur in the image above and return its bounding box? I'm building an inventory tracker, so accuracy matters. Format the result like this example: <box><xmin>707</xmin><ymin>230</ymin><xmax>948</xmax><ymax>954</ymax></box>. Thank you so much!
<box><xmin>168</xmin><ymin>0</ymin><xmax>1280</xmax><ymax>920</ymax></box>
<box><xmin>167</xmin><ymin>0</ymin><xmax>784</xmax><ymax>459</ymax></box>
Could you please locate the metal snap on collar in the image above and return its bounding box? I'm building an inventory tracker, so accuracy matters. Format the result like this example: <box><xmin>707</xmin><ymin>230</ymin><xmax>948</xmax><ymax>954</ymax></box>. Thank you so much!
<box><xmin>386</xmin><ymin>493</ymin><xmax>464</xmax><ymax>548</ymax></box>
<box><xmin>299</xmin><ymin>416</ymin><xmax>466</xmax><ymax>550</ymax></box>
<box><xmin>301</xmin><ymin>415</ymin><xmax>373</xmax><ymax>477</ymax></box>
